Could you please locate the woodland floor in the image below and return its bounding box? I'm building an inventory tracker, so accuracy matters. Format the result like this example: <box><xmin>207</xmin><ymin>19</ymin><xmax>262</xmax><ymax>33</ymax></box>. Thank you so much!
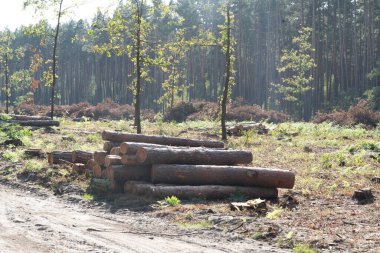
<box><xmin>0</xmin><ymin>119</ymin><xmax>379</xmax><ymax>253</ymax></box>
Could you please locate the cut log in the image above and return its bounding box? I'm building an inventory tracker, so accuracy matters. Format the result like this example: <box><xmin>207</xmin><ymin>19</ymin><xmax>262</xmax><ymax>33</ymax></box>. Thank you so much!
<box><xmin>120</xmin><ymin>155</ymin><xmax>140</xmax><ymax>166</ymax></box>
<box><xmin>48</xmin><ymin>151</ymin><xmax>73</xmax><ymax>165</ymax></box>
<box><xmin>110</xmin><ymin>180</ymin><xmax>124</xmax><ymax>192</ymax></box>
<box><xmin>72</xmin><ymin>163</ymin><xmax>86</xmax><ymax>174</ymax></box>
<box><xmin>5</xmin><ymin>114</ymin><xmax>51</xmax><ymax>121</ymax></box>
<box><xmin>92</xmin><ymin>164</ymin><xmax>105</xmax><ymax>178</ymax></box>
<box><xmin>106</xmin><ymin>165</ymin><xmax>151</xmax><ymax>182</ymax></box>
<box><xmin>24</xmin><ymin>149</ymin><xmax>44</xmax><ymax>158</ymax></box>
<box><xmin>102</xmin><ymin>131</ymin><xmax>224</xmax><ymax>148</ymax></box>
<box><xmin>119</xmin><ymin>142</ymin><xmax>168</xmax><ymax>155</ymax></box>
<box><xmin>72</xmin><ymin>150</ymin><xmax>94</xmax><ymax>164</ymax></box>
<box><xmin>10</xmin><ymin>120</ymin><xmax>60</xmax><ymax>127</ymax></box>
<box><xmin>110</xmin><ymin>147</ymin><xmax>121</xmax><ymax>156</ymax></box>
<box><xmin>124</xmin><ymin>181</ymin><xmax>278</xmax><ymax>200</ymax></box>
<box><xmin>227</xmin><ymin>123</ymin><xmax>269</xmax><ymax>136</ymax></box>
<box><xmin>94</xmin><ymin>151</ymin><xmax>107</xmax><ymax>165</ymax></box>
<box><xmin>151</xmin><ymin>165</ymin><xmax>295</xmax><ymax>189</ymax></box>
<box><xmin>104</xmin><ymin>155</ymin><xmax>123</xmax><ymax>167</ymax></box>
<box><xmin>136</xmin><ymin>147</ymin><xmax>252</xmax><ymax>165</ymax></box>
<box><xmin>103</xmin><ymin>142</ymin><xmax>121</xmax><ymax>153</ymax></box>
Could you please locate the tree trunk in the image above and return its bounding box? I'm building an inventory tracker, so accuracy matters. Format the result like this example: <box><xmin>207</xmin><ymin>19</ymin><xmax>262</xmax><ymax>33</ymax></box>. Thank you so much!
<box><xmin>110</xmin><ymin>147</ymin><xmax>121</xmax><ymax>156</ymax></box>
<box><xmin>135</xmin><ymin>147</ymin><xmax>252</xmax><ymax>165</ymax></box>
<box><xmin>4</xmin><ymin>52</ymin><xmax>9</xmax><ymax>114</ymax></box>
<box><xmin>106</xmin><ymin>165</ymin><xmax>151</xmax><ymax>182</ymax></box>
<box><xmin>8</xmin><ymin>120</ymin><xmax>60</xmax><ymax>127</ymax></box>
<box><xmin>6</xmin><ymin>114</ymin><xmax>51</xmax><ymax>121</ymax></box>
<box><xmin>51</xmin><ymin>0</ymin><xmax>64</xmax><ymax>119</ymax></box>
<box><xmin>120</xmin><ymin>155</ymin><xmax>140</xmax><ymax>166</ymax></box>
<box><xmin>102</xmin><ymin>131</ymin><xmax>224</xmax><ymax>148</ymax></box>
<box><xmin>72</xmin><ymin>163</ymin><xmax>86</xmax><ymax>174</ymax></box>
<box><xmin>71</xmin><ymin>150</ymin><xmax>94</xmax><ymax>164</ymax></box>
<box><xmin>124</xmin><ymin>181</ymin><xmax>278</xmax><ymax>200</ymax></box>
<box><xmin>120</xmin><ymin>142</ymin><xmax>168</xmax><ymax>155</ymax></box>
<box><xmin>221</xmin><ymin>4</ymin><xmax>232</xmax><ymax>141</ymax></box>
<box><xmin>151</xmin><ymin>164</ymin><xmax>295</xmax><ymax>189</ymax></box>
<box><xmin>48</xmin><ymin>151</ymin><xmax>72</xmax><ymax>165</ymax></box>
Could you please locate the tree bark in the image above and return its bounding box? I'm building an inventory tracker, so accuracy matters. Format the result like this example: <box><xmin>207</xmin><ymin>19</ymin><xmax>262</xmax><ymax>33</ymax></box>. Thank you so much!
<box><xmin>124</xmin><ymin>181</ymin><xmax>278</xmax><ymax>200</ymax></box>
<box><xmin>102</xmin><ymin>131</ymin><xmax>224</xmax><ymax>148</ymax></box>
<box><xmin>110</xmin><ymin>147</ymin><xmax>121</xmax><ymax>155</ymax></box>
<box><xmin>151</xmin><ymin>164</ymin><xmax>295</xmax><ymax>189</ymax></box>
<box><xmin>135</xmin><ymin>147</ymin><xmax>252</xmax><ymax>165</ymax></box>
<box><xmin>119</xmin><ymin>142</ymin><xmax>168</xmax><ymax>155</ymax></box>
<box><xmin>6</xmin><ymin>115</ymin><xmax>51</xmax><ymax>121</ymax></box>
<box><xmin>120</xmin><ymin>155</ymin><xmax>140</xmax><ymax>166</ymax></box>
<box><xmin>72</xmin><ymin>163</ymin><xmax>86</xmax><ymax>174</ymax></box>
<box><xmin>106</xmin><ymin>165</ymin><xmax>151</xmax><ymax>182</ymax></box>
<box><xmin>48</xmin><ymin>151</ymin><xmax>72</xmax><ymax>165</ymax></box>
<box><xmin>71</xmin><ymin>150</ymin><xmax>94</xmax><ymax>164</ymax></box>
<box><xmin>8</xmin><ymin>120</ymin><xmax>60</xmax><ymax>127</ymax></box>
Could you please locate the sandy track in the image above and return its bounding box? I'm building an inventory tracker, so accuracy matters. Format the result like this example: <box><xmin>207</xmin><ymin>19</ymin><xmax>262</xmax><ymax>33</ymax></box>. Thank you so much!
<box><xmin>0</xmin><ymin>183</ymin><xmax>290</xmax><ymax>253</ymax></box>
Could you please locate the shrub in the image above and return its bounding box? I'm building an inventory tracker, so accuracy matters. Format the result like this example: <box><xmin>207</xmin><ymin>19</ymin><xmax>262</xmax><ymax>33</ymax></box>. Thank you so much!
<box><xmin>164</xmin><ymin>196</ymin><xmax>181</xmax><ymax>206</ymax></box>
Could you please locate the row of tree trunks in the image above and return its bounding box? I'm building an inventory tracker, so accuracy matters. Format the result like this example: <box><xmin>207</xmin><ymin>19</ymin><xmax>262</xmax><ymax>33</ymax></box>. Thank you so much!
<box><xmin>9</xmin><ymin>120</ymin><xmax>60</xmax><ymax>127</ymax></box>
<box><xmin>71</xmin><ymin>150</ymin><xmax>94</xmax><ymax>164</ymax></box>
<box><xmin>135</xmin><ymin>147</ymin><xmax>253</xmax><ymax>165</ymax></box>
<box><xmin>102</xmin><ymin>131</ymin><xmax>224</xmax><ymax>148</ymax></box>
<box><xmin>124</xmin><ymin>181</ymin><xmax>278</xmax><ymax>200</ymax></box>
<box><xmin>151</xmin><ymin>165</ymin><xmax>295</xmax><ymax>189</ymax></box>
<box><xmin>103</xmin><ymin>142</ymin><xmax>121</xmax><ymax>153</ymax></box>
<box><xmin>3</xmin><ymin>114</ymin><xmax>51</xmax><ymax>121</ymax></box>
<box><xmin>48</xmin><ymin>151</ymin><xmax>72</xmax><ymax>165</ymax></box>
<box><xmin>106</xmin><ymin>165</ymin><xmax>151</xmax><ymax>182</ymax></box>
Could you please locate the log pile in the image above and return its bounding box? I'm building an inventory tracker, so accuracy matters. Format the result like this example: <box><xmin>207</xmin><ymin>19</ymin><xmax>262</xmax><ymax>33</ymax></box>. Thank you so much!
<box><xmin>47</xmin><ymin>150</ymin><xmax>95</xmax><ymax>175</ymax></box>
<box><xmin>0</xmin><ymin>114</ymin><xmax>60</xmax><ymax>127</ymax></box>
<box><xmin>87</xmin><ymin>130</ymin><xmax>295</xmax><ymax>199</ymax></box>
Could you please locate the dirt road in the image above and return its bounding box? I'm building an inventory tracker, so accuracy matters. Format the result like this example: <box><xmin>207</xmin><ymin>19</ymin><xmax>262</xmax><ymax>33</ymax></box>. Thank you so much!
<box><xmin>0</xmin><ymin>183</ymin><xmax>290</xmax><ymax>253</ymax></box>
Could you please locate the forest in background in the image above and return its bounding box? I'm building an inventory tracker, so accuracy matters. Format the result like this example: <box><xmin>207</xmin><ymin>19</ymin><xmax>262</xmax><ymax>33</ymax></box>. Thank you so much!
<box><xmin>0</xmin><ymin>0</ymin><xmax>379</xmax><ymax>121</ymax></box>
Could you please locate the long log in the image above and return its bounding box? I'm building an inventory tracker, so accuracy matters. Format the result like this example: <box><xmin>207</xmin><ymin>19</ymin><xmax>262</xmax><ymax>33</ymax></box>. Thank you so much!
<box><xmin>103</xmin><ymin>142</ymin><xmax>121</xmax><ymax>153</ymax></box>
<box><xmin>48</xmin><ymin>151</ymin><xmax>72</xmax><ymax>165</ymax></box>
<box><xmin>104</xmin><ymin>155</ymin><xmax>123</xmax><ymax>167</ymax></box>
<box><xmin>5</xmin><ymin>114</ymin><xmax>51</xmax><ymax>121</ymax></box>
<box><xmin>94</xmin><ymin>151</ymin><xmax>107</xmax><ymax>165</ymax></box>
<box><xmin>119</xmin><ymin>142</ymin><xmax>168</xmax><ymax>155</ymax></box>
<box><xmin>10</xmin><ymin>120</ymin><xmax>60</xmax><ymax>127</ymax></box>
<box><xmin>136</xmin><ymin>147</ymin><xmax>253</xmax><ymax>165</ymax></box>
<box><xmin>124</xmin><ymin>181</ymin><xmax>278</xmax><ymax>200</ymax></box>
<box><xmin>151</xmin><ymin>165</ymin><xmax>295</xmax><ymax>189</ymax></box>
<box><xmin>106</xmin><ymin>165</ymin><xmax>151</xmax><ymax>182</ymax></box>
<box><xmin>102</xmin><ymin>131</ymin><xmax>224</xmax><ymax>148</ymax></box>
<box><xmin>72</xmin><ymin>150</ymin><xmax>94</xmax><ymax>164</ymax></box>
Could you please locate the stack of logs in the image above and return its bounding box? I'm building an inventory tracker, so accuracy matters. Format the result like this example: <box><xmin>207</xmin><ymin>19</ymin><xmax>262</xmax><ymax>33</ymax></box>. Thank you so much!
<box><xmin>1</xmin><ymin>114</ymin><xmax>60</xmax><ymax>127</ymax></box>
<box><xmin>48</xmin><ymin>150</ymin><xmax>94</xmax><ymax>174</ymax></box>
<box><xmin>85</xmin><ymin>130</ymin><xmax>295</xmax><ymax>200</ymax></box>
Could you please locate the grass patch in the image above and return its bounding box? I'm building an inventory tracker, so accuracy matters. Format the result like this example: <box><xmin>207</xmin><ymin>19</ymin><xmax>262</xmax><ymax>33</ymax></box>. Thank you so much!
<box><xmin>266</xmin><ymin>208</ymin><xmax>283</xmax><ymax>220</ymax></box>
<box><xmin>293</xmin><ymin>243</ymin><xmax>317</xmax><ymax>253</ymax></box>
<box><xmin>82</xmin><ymin>193</ymin><xmax>94</xmax><ymax>201</ymax></box>
<box><xmin>177</xmin><ymin>220</ymin><xmax>213</xmax><ymax>229</ymax></box>
<box><xmin>164</xmin><ymin>196</ymin><xmax>181</xmax><ymax>206</ymax></box>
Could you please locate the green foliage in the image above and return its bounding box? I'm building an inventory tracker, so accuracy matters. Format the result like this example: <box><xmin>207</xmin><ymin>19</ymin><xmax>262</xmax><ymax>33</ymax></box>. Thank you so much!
<box><xmin>0</xmin><ymin>120</ymin><xmax>32</xmax><ymax>143</ymax></box>
<box><xmin>266</xmin><ymin>208</ymin><xmax>283</xmax><ymax>220</ymax></box>
<box><xmin>272</xmin><ymin>27</ymin><xmax>316</xmax><ymax>118</ymax></box>
<box><xmin>82</xmin><ymin>193</ymin><xmax>94</xmax><ymax>201</ymax></box>
<box><xmin>25</xmin><ymin>159</ymin><xmax>45</xmax><ymax>172</ymax></box>
<box><xmin>363</xmin><ymin>86</ymin><xmax>380</xmax><ymax>111</ymax></box>
<box><xmin>293</xmin><ymin>243</ymin><xmax>317</xmax><ymax>253</ymax></box>
<box><xmin>164</xmin><ymin>195</ymin><xmax>181</xmax><ymax>206</ymax></box>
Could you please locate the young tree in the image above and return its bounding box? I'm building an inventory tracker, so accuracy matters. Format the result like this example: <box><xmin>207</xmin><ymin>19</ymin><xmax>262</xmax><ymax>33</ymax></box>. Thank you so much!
<box><xmin>272</xmin><ymin>27</ymin><xmax>316</xmax><ymax>119</ymax></box>
<box><xmin>0</xmin><ymin>30</ymin><xmax>14</xmax><ymax>114</ymax></box>
<box><xmin>90</xmin><ymin>0</ymin><xmax>152</xmax><ymax>134</ymax></box>
<box><xmin>24</xmin><ymin>0</ymin><xmax>65</xmax><ymax>119</ymax></box>
<box><xmin>219</xmin><ymin>1</ymin><xmax>236</xmax><ymax>140</ymax></box>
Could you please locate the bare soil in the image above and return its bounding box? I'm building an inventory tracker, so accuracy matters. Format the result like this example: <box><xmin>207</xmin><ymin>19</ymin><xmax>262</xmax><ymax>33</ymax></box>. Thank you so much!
<box><xmin>0</xmin><ymin>181</ymin><xmax>291</xmax><ymax>253</ymax></box>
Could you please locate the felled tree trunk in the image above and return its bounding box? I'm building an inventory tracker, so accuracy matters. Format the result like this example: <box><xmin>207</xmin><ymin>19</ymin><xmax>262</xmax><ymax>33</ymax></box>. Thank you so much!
<box><xmin>124</xmin><ymin>181</ymin><xmax>278</xmax><ymax>200</ymax></box>
<box><xmin>136</xmin><ymin>147</ymin><xmax>253</xmax><ymax>165</ymax></box>
<box><xmin>6</xmin><ymin>114</ymin><xmax>51</xmax><ymax>121</ymax></box>
<box><xmin>106</xmin><ymin>165</ymin><xmax>151</xmax><ymax>182</ymax></box>
<box><xmin>119</xmin><ymin>142</ymin><xmax>167</xmax><ymax>155</ymax></box>
<box><xmin>71</xmin><ymin>150</ymin><xmax>94</xmax><ymax>164</ymax></box>
<box><xmin>94</xmin><ymin>151</ymin><xmax>107</xmax><ymax>166</ymax></box>
<box><xmin>102</xmin><ymin>131</ymin><xmax>224</xmax><ymax>148</ymax></box>
<box><xmin>48</xmin><ymin>151</ymin><xmax>72</xmax><ymax>165</ymax></box>
<box><xmin>110</xmin><ymin>147</ymin><xmax>121</xmax><ymax>156</ymax></box>
<box><xmin>11</xmin><ymin>120</ymin><xmax>60</xmax><ymax>127</ymax></box>
<box><xmin>104</xmin><ymin>155</ymin><xmax>123</xmax><ymax>167</ymax></box>
<box><xmin>24</xmin><ymin>149</ymin><xmax>44</xmax><ymax>158</ymax></box>
<box><xmin>151</xmin><ymin>165</ymin><xmax>295</xmax><ymax>189</ymax></box>
<box><xmin>120</xmin><ymin>155</ymin><xmax>140</xmax><ymax>166</ymax></box>
<box><xmin>72</xmin><ymin>163</ymin><xmax>86</xmax><ymax>174</ymax></box>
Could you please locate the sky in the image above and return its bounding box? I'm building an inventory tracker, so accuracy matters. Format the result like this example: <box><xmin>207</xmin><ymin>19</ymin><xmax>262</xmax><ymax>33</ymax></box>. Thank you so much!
<box><xmin>0</xmin><ymin>0</ymin><xmax>119</xmax><ymax>31</ymax></box>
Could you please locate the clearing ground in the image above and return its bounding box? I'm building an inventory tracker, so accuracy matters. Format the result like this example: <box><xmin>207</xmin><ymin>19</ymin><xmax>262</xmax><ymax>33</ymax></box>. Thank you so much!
<box><xmin>0</xmin><ymin>119</ymin><xmax>379</xmax><ymax>252</ymax></box>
